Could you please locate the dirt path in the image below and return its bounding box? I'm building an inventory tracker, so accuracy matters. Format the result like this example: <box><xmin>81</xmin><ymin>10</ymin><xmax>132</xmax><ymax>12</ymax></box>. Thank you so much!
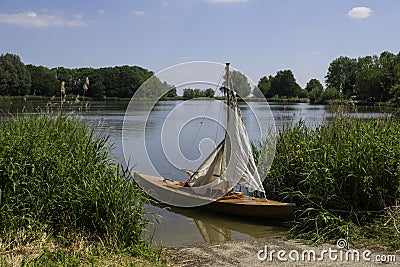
<box><xmin>164</xmin><ymin>237</ymin><xmax>399</xmax><ymax>266</ymax></box>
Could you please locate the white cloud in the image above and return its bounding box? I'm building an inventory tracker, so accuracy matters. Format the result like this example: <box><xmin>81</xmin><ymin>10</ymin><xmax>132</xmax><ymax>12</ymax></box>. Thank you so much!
<box><xmin>0</xmin><ymin>11</ymin><xmax>87</xmax><ymax>27</ymax></box>
<box><xmin>311</xmin><ymin>52</ymin><xmax>319</xmax><ymax>55</ymax></box>
<box><xmin>132</xmin><ymin>11</ymin><xmax>145</xmax><ymax>16</ymax></box>
<box><xmin>206</xmin><ymin>0</ymin><xmax>248</xmax><ymax>3</ymax></box>
<box><xmin>347</xmin><ymin>7</ymin><xmax>372</xmax><ymax>19</ymax></box>
<box><xmin>66</xmin><ymin>14</ymin><xmax>86</xmax><ymax>27</ymax></box>
<box><xmin>97</xmin><ymin>9</ymin><xmax>106</xmax><ymax>15</ymax></box>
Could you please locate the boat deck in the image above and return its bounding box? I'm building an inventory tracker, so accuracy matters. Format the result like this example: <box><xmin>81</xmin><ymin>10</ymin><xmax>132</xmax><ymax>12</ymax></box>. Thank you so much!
<box><xmin>135</xmin><ymin>172</ymin><xmax>296</xmax><ymax>220</ymax></box>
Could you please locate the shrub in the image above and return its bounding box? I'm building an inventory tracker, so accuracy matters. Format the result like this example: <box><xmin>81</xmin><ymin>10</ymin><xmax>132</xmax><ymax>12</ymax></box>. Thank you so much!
<box><xmin>262</xmin><ymin>115</ymin><xmax>400</xmax><ymax>244</ymax></box>
<box><xmin>0</xmin><ymin>114</ymin><xmax>148</xmax><ymax>250</ymax></box>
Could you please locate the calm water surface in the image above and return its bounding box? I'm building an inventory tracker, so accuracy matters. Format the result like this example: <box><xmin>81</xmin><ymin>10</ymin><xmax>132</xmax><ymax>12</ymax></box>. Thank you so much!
<box><xmin>2</xmin><ymin>99</ymin><xmax>389</xmax><ymax>246</ymax></box>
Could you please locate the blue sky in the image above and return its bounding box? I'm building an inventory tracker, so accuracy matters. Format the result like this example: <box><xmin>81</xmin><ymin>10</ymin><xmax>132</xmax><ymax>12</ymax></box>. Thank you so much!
<box><xmin>0</xmin><ymin>0</ymin><xmax>399</xmax><ymax>87</ymax></box>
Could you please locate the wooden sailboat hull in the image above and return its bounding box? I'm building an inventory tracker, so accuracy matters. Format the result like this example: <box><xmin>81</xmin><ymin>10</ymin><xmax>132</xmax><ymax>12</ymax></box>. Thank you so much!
<box><xmin>135</xmin><ymin>173</ymin><xmax>296</xmax><ymax>221</ymax></box>
<box><xmin>205</xmin><ymin>198</ymin><xmax>295</xmax><ymax>220</ymax></box>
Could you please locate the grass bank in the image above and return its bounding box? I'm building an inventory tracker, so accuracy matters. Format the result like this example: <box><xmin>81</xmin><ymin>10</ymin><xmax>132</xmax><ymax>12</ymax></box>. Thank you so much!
<box><xmin>259</xmin><ymin>109</ymin><xmax>400</xmax><ymax>249</ymax></box>
<box><xmin>0</xmin><ymin>114</ymin><xmax>162</xmax><ymax>266</ymax></box>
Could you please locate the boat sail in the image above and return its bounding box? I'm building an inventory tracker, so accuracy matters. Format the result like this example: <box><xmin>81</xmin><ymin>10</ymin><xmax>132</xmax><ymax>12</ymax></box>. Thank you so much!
<box><xmin>135</xmin><ymin>63</ymin><xmax>295</xmax><ymax>220</ymax></box>
<box><xmin>185</xmin><ymin>63</ymin><xmax>265</xmax><ymax>197</ymax></box>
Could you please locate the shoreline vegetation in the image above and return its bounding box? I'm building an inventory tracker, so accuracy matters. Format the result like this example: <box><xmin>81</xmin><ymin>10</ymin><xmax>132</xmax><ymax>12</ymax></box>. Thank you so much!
<box><xmin>255</xmin><ymin>107</ymin><xmax>400</xmax><ymax>250</ymax></box>
<box><xmin>0</xmin><ymin>113</ymin><xmax>162</xmax><ymax>266</ymax></box>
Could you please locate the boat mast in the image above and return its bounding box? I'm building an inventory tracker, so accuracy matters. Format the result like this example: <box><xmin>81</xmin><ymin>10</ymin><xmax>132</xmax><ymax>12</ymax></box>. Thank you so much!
<box><xmin>225</xmin><ymin>62</ymin><xmax>232</xmax><ymax>191</ymax></box>
<box><xmin>225</xmin><ymin>63</ymin><xmax>231</xmax><ymax>128</ymax></box>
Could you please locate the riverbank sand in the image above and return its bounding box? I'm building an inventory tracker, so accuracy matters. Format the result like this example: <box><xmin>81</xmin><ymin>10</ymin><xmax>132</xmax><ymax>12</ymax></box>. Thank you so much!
<box><xmin>164</xmin><ymin>237</ymin><xmax>399</xmax><ymax>266</ymax></box>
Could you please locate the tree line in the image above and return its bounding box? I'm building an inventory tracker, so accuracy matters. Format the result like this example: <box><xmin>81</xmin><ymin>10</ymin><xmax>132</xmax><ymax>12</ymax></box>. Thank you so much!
<box><xmin>256</xmin><ymin>50</ymin><xmax>400</xmax><ymax>104</ymax></box>
<box><xmin>183</xmin><ymin>88</ymin><xmax>215</xmax><ymax>99</ymax></box>
<box><xmin>0</xmin><ymin>53</ymin><xmax>175</xmax><ymax>100</ymax></box>
<box><xmin>1</xmin><ymin>51</ymin><xmax>400</xmax><ymax>104</ymax></box>
<box><xmin>324</xmin><ymin>51</ymin><xmax>400</xmax><ymax>103</ymax></box>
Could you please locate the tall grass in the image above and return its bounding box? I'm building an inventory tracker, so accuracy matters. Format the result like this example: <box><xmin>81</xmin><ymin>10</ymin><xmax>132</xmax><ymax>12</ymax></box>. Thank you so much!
<box><xmin>261</xmin><ymin>113</ymin><xmax>400</xmax><ymax>247</ymax></box>
<box><xmin>0</xmin><ymin>114</ymin><xmax>148</xmax><ymax>251</ymax></box>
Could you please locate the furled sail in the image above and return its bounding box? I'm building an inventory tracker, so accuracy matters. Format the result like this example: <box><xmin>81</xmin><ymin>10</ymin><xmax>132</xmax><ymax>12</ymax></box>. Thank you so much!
<box><xmin>186</xmin><ymin>91</ymin><xmax>265</xmax><ymax>195</ymax></box>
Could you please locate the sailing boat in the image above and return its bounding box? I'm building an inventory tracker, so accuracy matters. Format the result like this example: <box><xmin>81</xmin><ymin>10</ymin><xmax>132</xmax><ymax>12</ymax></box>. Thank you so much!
<box><xmin>135</xmin><ymin>63</ymin><xmax>295</xmax><ymax>220</ymax></box>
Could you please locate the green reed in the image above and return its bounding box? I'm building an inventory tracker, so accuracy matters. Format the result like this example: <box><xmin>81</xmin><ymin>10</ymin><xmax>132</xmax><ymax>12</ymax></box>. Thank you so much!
<box><xmin>260</xmin><ymin>113</ymin><xmax>400</xmax><ymax>246</ymax></box>
<box><xmin>0</xmin><ymin>114</ymin><xmax>148</xmax><ymax>251</ymax></box>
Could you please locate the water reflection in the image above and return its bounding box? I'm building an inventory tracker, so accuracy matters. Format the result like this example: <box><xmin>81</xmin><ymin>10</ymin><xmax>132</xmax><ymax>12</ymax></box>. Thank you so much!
<box><xmin>145</xmin><ymin>203</ymin><xmax>288</xmax><ymax>247</ymax></box>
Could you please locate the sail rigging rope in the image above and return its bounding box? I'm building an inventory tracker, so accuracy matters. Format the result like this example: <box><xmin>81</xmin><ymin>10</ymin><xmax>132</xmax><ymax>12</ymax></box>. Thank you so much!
<box><xmin>189</xmin><ymin>70</ymin><xmax>226</xmax><ymax>155</ymax></box>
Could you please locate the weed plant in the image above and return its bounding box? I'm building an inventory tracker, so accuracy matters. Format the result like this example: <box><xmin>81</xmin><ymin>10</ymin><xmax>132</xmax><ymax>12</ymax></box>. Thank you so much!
<box><xmin>0</xmin><ymin>114</ymin><xmax>148</xmax><ymax>252</ymax></box>
<box><xmin>260</xmin><ymin>111</ymin><xmax>400</xmax><ymax>247</ymax></box>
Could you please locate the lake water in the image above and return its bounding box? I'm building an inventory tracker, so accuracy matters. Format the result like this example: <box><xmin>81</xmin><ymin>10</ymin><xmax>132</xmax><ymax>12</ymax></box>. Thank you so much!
<box><xmin>1</xmin><ymin>99</ymin><xmax>390</xmax><ymax>247</ymax></box>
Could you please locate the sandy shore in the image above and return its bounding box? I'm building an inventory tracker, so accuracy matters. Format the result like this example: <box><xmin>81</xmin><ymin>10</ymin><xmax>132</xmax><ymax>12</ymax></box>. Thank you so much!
<box><xmin>164</xmin><ymin>237</ymin><xmax>399</xmax><ymax>266</ymax></box>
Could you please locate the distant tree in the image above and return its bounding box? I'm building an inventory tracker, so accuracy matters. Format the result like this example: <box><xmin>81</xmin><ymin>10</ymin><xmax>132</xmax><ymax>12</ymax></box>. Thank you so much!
<box><xmin>320</xmin><ymin>87</ymin><xmax>341</xmax><ymax>103</ymax></box>
<box><xmin>377</xmin><ymin>51</ymin><xmax>398</xmax><ymax>101</ymax></box>
<box><xmin>222</xmin><ymin>70</ymin><xmax>251</xmax><ymax>98</ymax></box>
<box><xmin>70</xmin><ymin>67</ymin><xmax>93</xmax><ymax>96</ymax></box>
<box><xmin>0</xmin><ymin>53</ymin><xmax>31</xmax><ymax>95</ymax></box>
<box><xmin>325</xmin><ymin>56</ymin><xmax>357</xmax><ymax>97</ymax></box>
<box><xmin>297</xmin><ymin>88</ymin><xmax>308</xmax><ymax>98</ymax></box>
<box><xmin>183</xmin><ymin>88</ymin><xmax>212</xmax><ymax>99</ymax></box>
<box><xmin>255</xmin><ymin>76</ymin><xmax>271</xmax><ymax>98</ymax></box>
<box><xmin>86</xmin><ymin>70</ymin><xmax>106</xmax><ymax>99</ymax></box>
<box><xmin>390</xmin><ymin>52</ymin><xmax>400</xmax><ymax>102</ymax></box>
<box><xmin>355</xmin><ymin>55</ymin><xmax>381</xmax><ymax>100</ymax></box>
<box><xmin>164</xmin><ymin>87</ymin><xmax>177</xmax><ymax>98</ymax></box>
<box><xmin>269</xmin><ymin>70</ymin><xmax>301</xmax><ymax>98</ymax></box>
<box><xmin>183</xmin><ymin>88</ymin><xmax>195</xmax><ymax>99</ymax></box>
<box><xmin>305</xmin><ymin>78</ymin><xmax>324</xmax><ymax>104</ymax></box>
<box><xmin>26</xmin><ymin>65</ymin><xmax>58</xmax><ymax>96</ymax></box>
<box><xmin>390</xmin><ymin>84</ymin><xmax>400</xmax><ymax>98</ymax></box>
<box><xmin>98</xmin><ymin>65</ymin><xmax>153</xmax><ymax>98</ymax></box>
<box><xmin>136</xmin><ymin>76</ymin><xmax>172</xmax><ymax>98</ymax></box>
<box><xmin>305</xmin><ymin>78</ymin><xmax>323</xmax><ymax>93</ymax></box>
<box><xmin>204</xmin><ymin>88</ymin><xmax>215</xmax><ymax>98</ymax></box>
<box><xmin>193</xmin><ymin>89</ymin><xmax>202</xmax><ymax>97</ymax></box>
<box><xmin>53</xmin><ymin>67</ymin><xmax>78</xmax><ymax>96</ymax></box>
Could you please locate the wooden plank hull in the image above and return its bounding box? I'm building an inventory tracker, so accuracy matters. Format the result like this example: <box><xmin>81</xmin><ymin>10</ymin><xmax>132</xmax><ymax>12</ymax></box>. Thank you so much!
<box><xmin>135</xmin><ymin>173</ymin><xmax>296</xmax><ymax>221</ymax></box>
<box><xmin>205</xmin><ymin>199</ymin><xmax>295</xmax><ymax>220</ymax></box>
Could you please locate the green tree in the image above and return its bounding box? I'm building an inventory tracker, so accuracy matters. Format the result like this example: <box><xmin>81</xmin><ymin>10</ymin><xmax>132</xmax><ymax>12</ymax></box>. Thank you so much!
<box><xmin>0</xmin><ymin>53</ymin><xmax>31</xmax><ymax>95</ymax></box>
<box><xmin>109</xmin><ymin>65</ymin><xmax>152</xmax><ymax>98</ymax></box>
<box><xmin>75</xmin><ymin>67</ymin><xmax>95</xmax><ymax>96</ymax></box>
<box><xmin>305</xmin><ymin>78</ymin><xmax>324</xmax><ymax>104</ymax></box>
<box><xmin>183</xmin><ymin>88</ymin><xmax>212</xmax><ymax>99</ymax></box>
<box><xmin>163</xmin><ymin>86</ymin><xmax>177</xmax><ymax>98</ymax></box>
<box><xmin>86</xmin><ymin>70</ymin><xmax>106</xmax><ymax>100</ymax></box>
<box><xmin>26</xmin><ymin>65</ymin><xmax>58</xmax><ymax>96</ymax></box>
<box><xmin>136</xmin><ymin>76</ymin><xmax>172</xmax><ymax>98</ymax></box>
<box><xmin>325</xmin><ymin>56</ymin><xmax>356</xmax><ymax>97</ymax></box>
<box><xmin>305</xmin><ymin>78</ymin><xmax>323</xmax><ymax>93</ymax></box>
<box><xmin>377</xmin><ymin>51</ymin><xmax>398</xmax><ymax>101</ymax></box>
<box><xmin>204</xmin><ymin>88</ymin><xmax>215</xmax><ymax>98</ymax></box>
<box><xmin>183</xmin><ymin>88</ymin><xmax>195</xmax><ymax>99</ymax></box>
<box><xmin>255</xmin><ymin>76</ymin><xmax>271</xmax><ymax>98</ymax></box>
<box><xmin>222</xmin><ymin>70</ymin><xmax>251</xmax><ymax>98</ymax></box>
<box><xmin>54</xmin><ymin>67</ymin><xmax>78</xmax><ymax>96</ymax></box>
<box><xmin>390</xmin><ymin>52</ymin><xmax>400</xmax><ymax>102</ymax></box>
<box><xmin>269</xmin><ymin>70</ymin><xmax>301</xmax><ymax>98</ymax></box>
<box><xmin>355</xmin><ymin>55</ymin><xmax>382</xmax><ymax>101</ymax></box>
<box><xmin>320</xmin><ymin>87</ymin><xmax>341</xmax><ymax>103</ymax></box>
